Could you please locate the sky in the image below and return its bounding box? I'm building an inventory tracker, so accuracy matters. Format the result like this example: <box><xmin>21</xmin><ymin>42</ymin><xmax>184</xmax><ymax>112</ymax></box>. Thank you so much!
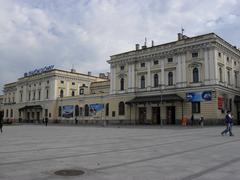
<box><xmin>0</xmin><ymin>0</ymin><xmax>240</xmax><ymax>93</ymax></box>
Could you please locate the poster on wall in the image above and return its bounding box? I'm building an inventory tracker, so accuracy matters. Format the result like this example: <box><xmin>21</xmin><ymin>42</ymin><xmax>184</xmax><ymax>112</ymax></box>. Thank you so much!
<box><xmin>62</xmin><ymin>105</ymin><xmax>74</xmax><ymax>118</ymax></box>
<box><xmin>186</xmin><ymin>91</ymin><xmax>212</xmax><ymax>102</ymax></box>
<box><xmin>89</xmin><ymin>104</ymin><xmax>104</xmax><ymax>116</ymax></box>
<box><xmin>218</xmin><ymin>96</ymin><xmax>224</xmax><ymax>110</ymax></box>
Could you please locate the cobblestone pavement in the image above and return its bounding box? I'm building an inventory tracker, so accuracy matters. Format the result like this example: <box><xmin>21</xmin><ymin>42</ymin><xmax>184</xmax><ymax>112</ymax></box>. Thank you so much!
<box><xmin>0</xmin><ymin>124</ymin><xmax>240</xmax><ymax>180</ymax></box>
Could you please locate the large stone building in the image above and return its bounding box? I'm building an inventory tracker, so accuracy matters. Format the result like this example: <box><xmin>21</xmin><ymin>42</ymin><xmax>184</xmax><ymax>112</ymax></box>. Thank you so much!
<box><xmin>2</xmin><ymin>32</ymin><xmax>240</xmax><ymax>125</ymax></box>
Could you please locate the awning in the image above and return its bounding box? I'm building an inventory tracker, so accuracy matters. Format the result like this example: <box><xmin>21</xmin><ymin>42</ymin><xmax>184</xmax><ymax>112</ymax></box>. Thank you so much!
<box><xmin>234</xmin><ymin>95</ymin><xmax>240</xmax><ymax>103</ymax></box>
<box><xmin>126</xmin><ymin>94</ymin><xmax>184</xmax><ymax>104</ymax></box>
<box><xmin>19</xmin><ymin>105</ymin><xmax>43</xmax><ymax>111</ymax></box>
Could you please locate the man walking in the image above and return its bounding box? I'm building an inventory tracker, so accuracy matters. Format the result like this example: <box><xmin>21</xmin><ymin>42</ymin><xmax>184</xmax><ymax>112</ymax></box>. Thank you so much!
<box><xmin>0</xmin><ymin>119</ymin><xmax>3</xmax><ymax>133</ymax></box>
<box><xmin>221</xmin><ymin>111</ymin><xmax>234</xmax><ymax>136</ymax></box>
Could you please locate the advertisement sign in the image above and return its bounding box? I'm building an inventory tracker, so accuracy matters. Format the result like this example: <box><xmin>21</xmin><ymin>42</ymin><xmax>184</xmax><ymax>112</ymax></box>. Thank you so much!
<box><xmin>89</xmin><ymin>104</ymin><xmax>104</xmax><ymax>116</ymax></box>
<box><xmin>218</xmin><ymin>96</ymin><xmax>223</xmax><ymax>110</ymax></box>
<box><xmin>186</xmin><ymin>91</ymin><xmax>212</xmax><ymax>102</ymax></box>
<box><xmin>62</xmin><ymin>105</ymin><xmax>74</xmax><ymax>118</ymax></box>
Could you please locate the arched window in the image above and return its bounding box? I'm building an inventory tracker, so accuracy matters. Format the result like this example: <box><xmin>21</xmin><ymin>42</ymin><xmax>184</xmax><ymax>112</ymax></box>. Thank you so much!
<box><xmin>141</xmin><ymin>76</ymin><xmax>145</xmax><ymax>89</ymax></box>
<box><xmin>168</xmin><ymin>72</ymin><xmax>173</xmax><ymax>86</ymax></box>
<box><xmin>58</xmin><ymin>106</ymin><xmax>62</xmax><ymax>117</ymax></box>
<box><xmin>72</xmin><ymin>91</ymin><xmax>75</xmax><ymax>96</ymax></box>
<box><xmin>235</xmin><ymin>72</ymin><xmax>238</xmax><ymax>87</ymax></box>
<box><xmin>60</xmin><ymin>89</ymin><xmax>64</xmax><ymax>98</ymax></box>
<box><xmin>219</xmin><ymin>67</ymin><xmax>223</xmax><ymax>82</ymax></box>
<box><xmin>105</xmin><ymin>103</ymin><xmax>109</xmax><ymax>116</ymax></box>
<box><xmin>84</xmin><ymin>104</ymin><xmax>89</xmax><ymax>116</ymax></box>
<box><xmin>75</xmin><ymin>105</ymin><xmax>79</xmax><ymax>116</ymax></box>
<box><xmin>154</xmin><ymin>74</ymin><xmax>158</xmax><ymax>87</ymax></box>
<box><xmin>193</xmin><ymin>68</ymin><xmax>199</xmax><ymax>83</ymax></box>
<box><xmin>119</xmin><ymin>101</ymin><xmax>125</xmax><ymax>115</ymax></box>
<box><xmin>120</xmin><ymin>78</ymin><xmax>124</xmax><ymax>91</ymax></box>
<box><xmin>227</xmin><ymin>70</ymin><xmax>231</xmax><ymax>84</ymax></box>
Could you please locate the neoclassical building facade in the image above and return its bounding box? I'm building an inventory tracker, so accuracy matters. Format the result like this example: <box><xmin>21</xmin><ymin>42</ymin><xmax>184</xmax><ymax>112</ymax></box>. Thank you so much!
<box><xmin>2</xmin><ymin>32</ymin><xmax>240</xmax><ymax>125</ymax></box>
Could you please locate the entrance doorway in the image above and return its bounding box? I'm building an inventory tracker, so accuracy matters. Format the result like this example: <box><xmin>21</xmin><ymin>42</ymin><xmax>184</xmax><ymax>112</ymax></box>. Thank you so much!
<box><xmin>139</xmin><ymin>107</ymin><xmax>146</xmax><ymax>124</ymax></box>
<box><xmin>152</xmin><ymin>107</ymin><xmax>160</xmax><ymax>124</ymax></box>
<box><xmin>166</xmin><ymin>106</ymin><xmax>175</xmax><ymax>125</ymax></box>
<box><xmin>37</xmin><ymin>112</ymin><xmax>40</xmax><ymax>123</ymax></box>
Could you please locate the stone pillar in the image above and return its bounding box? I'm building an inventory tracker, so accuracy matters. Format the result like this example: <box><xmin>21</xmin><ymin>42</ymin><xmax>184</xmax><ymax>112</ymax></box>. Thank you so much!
<box><xmin>176</xmin><ymin>55</ymin><xmax>181</xmax><ymax>87</ymax></box>
<box><xmin>231</xmin><ymin>60</ymin><xmax>234</xmax><ymax>86</ymax></box>
<box><xmin>181</xmin><ymin>53</ymin><xmax>187</xmax><ymax>87</ymax></box>
<box><xmin>204</xmin><ymin>48</ymin><xmax>210</xmax><ymax>85</ymax></box>
<box><xmin>160</xmin><ymin>59</ymin><xmax>165</xmax><ymax>88</ymax></box>
<box><xmin>132</xmin><ymin>64</ymin><xmax>135</xmax><ymax>92</ymax></box>
<box><xmin>147</xmin><ymin>61</ymin><xmax>151</xmax><ymax>90</ymax></box>
<box><xmin>128</xmin><ymin>64</ymin><xmax>132</xmax><ymax>91</ymax></box>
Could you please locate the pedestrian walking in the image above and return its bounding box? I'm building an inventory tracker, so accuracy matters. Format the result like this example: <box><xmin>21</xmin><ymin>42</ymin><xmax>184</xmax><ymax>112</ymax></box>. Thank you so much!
<box><xmin>0</xmin><ymin>119</ymin><xmax>3</xmax><ymax>133</ymax></box>
<box><xmin>221</xmin><ymin>111</ymin><xmax>234</xmax><ymax>136</ymax></box>
<box><xmin>45</xmin><ymin>118</ymin><xmax>48</xmax><ymax>126</ymax></box>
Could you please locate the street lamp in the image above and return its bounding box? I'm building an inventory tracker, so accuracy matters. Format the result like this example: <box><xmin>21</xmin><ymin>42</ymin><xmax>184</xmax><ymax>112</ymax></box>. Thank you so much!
<box><xmin>99</xmin><ymin>91</ymin><xmax>105</xmax><ymax>126</ymax></box>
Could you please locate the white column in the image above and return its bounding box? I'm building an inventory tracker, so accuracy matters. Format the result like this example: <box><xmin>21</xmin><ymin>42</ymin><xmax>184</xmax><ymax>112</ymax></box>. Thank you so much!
<box><xmin>147</xmin><ymin>61</ymin><xmax>151</xmax><ymax>90</ymax></box>
<box><xmin>128</xmin><ymin>64</ymin><xmax>132</xmax><ymax>91</ymax></box>
<box><xmin>160</xmin><ymin>59</ymin><xmax>165</xmax><ymax>88</ymax></box>
<box><xmin>223</xmin><ymin>54</ymin><xmax>227</xmax><ymax>86</ymax></box>
<box><xmin>204</xmin><ymin>48</ymin><xmax>210</xmax><ymax>85</ymax></box>
<box><xmin>112</xmin><ymin>65</ymin><xmax>116</xmax><ymax>94</ymax></box>
<box><xmin>209</xmin><ymin>48</ymin><xmax>217</xmax><ymax>84</ymax></box>
<box><xmin>110</xmin><ymin>64</ymin><xmax>114</xmax><ymax>94</ymax></box>
<box><xmin>181</xmin><ymin>53</ymin><xmax>187</xmax><ymax>87</ymax></box>
<box><xmin>132</xmin><ymin>64</ymin><xmax>135</xmax><ymax>92</ymax></box>
<box><xmin>231</xmin><ymin>60</ymin><xmax>234</xmax><ymax>86</ymax></box>
<box><xmin>176</xmin><ymin>55</ymin><xmax>181</xmax><ymax>87</ymax></box>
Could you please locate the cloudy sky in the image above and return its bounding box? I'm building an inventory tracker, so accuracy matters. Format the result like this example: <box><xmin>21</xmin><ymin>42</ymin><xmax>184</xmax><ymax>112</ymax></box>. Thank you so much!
<box><xmin>0</xmin><ymin>0</ymin><xmax>240</xmax><ymax>93</ymax></box>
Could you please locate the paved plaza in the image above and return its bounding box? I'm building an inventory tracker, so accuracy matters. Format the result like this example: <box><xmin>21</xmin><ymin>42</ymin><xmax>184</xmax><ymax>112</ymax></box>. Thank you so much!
<box><xmin>0</xmin><ymin>124</ymin><xmax>240</xmax><ymax>180</ymax></box>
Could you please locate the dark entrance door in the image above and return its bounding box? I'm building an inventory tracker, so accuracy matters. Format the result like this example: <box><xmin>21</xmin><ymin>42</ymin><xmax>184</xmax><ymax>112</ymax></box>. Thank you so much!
<box><xmin>166</xmin><ymin>106</ymin><xmax>175</xmax><ymax>125</ymax></box>
<box><xmin>27</xmin><ymin>112</ymin><xmax>30</xmax><ymax>123</ymax></box>
<box><xmin>139</xmin><ymin>107</ymin><xmax>146</xmax><ymax>124</ymax></box>
<box><xmin>152</xmin><ymin>107</ymin><xmax>160</xmax><ymax>124</ymax></box>
<box><xmin>37</xmin><ymin>112</ymin><xmax>40</xmax><ymax>123</ymax></box>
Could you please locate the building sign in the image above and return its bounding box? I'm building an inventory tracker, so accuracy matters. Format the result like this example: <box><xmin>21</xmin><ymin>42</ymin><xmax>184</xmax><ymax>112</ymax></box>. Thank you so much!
<box><xmin>186</xmin><ymin>91</ymin><xmax>212</xmax><ymax>102</ymax></box>
<box><xmin>218</xmin><ymin>96</ymin><xmax>223</xmax><ymax>110</ymax></box>
<box><xmin>89</xmin><ymin>104</ymin><xmax>104</xmax><ymax>116</ymax></box>
<box><xmin>62</xmin><ymin>105</ymin><xmax>74</xmax><ymax>118</ymax></box>
<box><xmin>24</xmin><ymin>65</ymin><xmax>54</xmax><ymax>77</ymax></box>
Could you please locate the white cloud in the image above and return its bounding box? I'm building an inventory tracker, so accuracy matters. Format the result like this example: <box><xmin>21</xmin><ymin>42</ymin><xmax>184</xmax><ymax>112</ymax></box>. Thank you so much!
<box><xmin>0</xmin><ymin>0</ymin><xmax>240</xmax><ymax>93</ymax></box>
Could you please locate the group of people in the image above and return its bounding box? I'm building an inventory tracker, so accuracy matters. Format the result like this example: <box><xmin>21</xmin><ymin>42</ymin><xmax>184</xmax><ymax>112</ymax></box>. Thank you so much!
<box><xmin>221</xmin><ymin>111</ymin><xmax>234</xmax><ymax>136</ymax></box>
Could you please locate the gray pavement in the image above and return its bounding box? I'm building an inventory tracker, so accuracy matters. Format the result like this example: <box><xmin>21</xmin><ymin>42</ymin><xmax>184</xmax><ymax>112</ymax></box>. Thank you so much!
<box><xmin>0</xmin><ymin>124</ymin><xmax>240</xmax><ymax>180</ymax></box>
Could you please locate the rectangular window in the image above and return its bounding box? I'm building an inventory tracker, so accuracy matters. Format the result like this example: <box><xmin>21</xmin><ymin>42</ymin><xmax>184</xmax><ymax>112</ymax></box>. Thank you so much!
<box><xmin>120</xmin><ymin>65</ymin><xmax>124</xmax><ymax>70</ymax></box>
<box><xmin>61</xmin><ymin>80</ymin><xmax>64</xmax><ymax>84</ymax></box>
<box><xmin>168</xmin><ymin>58</ymin><xmax>173</xmax><ymax>63</ymax></box>
<box><xmin>45</xmin><ymin>109</ymin><xmax>48</xmax><ymax>117</ymax></box>
<box><xmin>79</xmin><ymin>88</ymin><xmax>84</xmax><ymax>95</ymax></box>
<box><xmin>218</xmin><ymin>52</ymin><xmax>221</xmax><ymax>58</ymax></box>
<box><xmin>112</xmin><ymin>111</ymin><xmax>115</xmax><ymax>117</ymax></box>
<box><xmin>192</xmin><ymin>102</ymin><xmax>200</xmax><ymax>113</ymax></box>
<box><xmin>192</xmin><ymin>52</ymin><xmax>198</xmax><ymax>58</ymax></box>
<box><xmin>154</xmin><ymin>60</ymin><xmax>159</xmax><ymax>65</ymax></box>
<box><xmin>72</xmin><ymin>82</ymin><xmax>75</xmax><ymax>85</ymax></box>
<box><xmin>140</xmin><ymin>62</ymin><xmax>145</xmax><ymax>67</ymax></box>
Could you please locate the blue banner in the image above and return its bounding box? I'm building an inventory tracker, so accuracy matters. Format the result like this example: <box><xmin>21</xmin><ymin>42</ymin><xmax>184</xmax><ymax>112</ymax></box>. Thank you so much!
<box><xmin>89</xmin><ymin>104</ymin><xmax>104</xmax><ymax>116</ymax></box>
<box><xmin>62</xmin><ymin>105</ymin><xmax>74</xmax><ymax>118</ymax></box>
<box><xmin>186</xmin><ymin>91</ymin><xmax>212</xmax><ymax>102</ymax></box>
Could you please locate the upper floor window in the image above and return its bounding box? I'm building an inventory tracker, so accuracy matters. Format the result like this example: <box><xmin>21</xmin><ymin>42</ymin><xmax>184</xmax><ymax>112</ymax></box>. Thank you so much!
<box><xmin>33</xmin><ymin>91</ymin><xmax>36</xmax><ymax>100</ymax></box>
<box><xmin>61</xmin><ymin>81</ymin><xmax>64</xmax><ymax>84</ymax></box>
<box><xmin>120</xmin><ymin>65</ymin><xmax>124</xmax><ymax>70</ymax></box>
<box><xmin>168</xmin><ymin>72</ymin><xmax>173</xmax><ymax>86</ymax></box>
<box><xmin>119</xmin><ymin>101</ymin><xmax>125</xmax><ymax>115</ymax></box>
<box><xmin>20</xmin><ymin>93</ymin><xmax>23</xmax><ymax>102</ymax></box>
<box><xmin>154</xmin><ymin>74</ymin><xmax>159</xmax><ymax>87</ymax></box>
<box><xmin>168</xmin><ymin>58</ymin><xmax>173</xmax><ymax>63</ymax></box>
<box><xmin>105</xmin><ymin>103</ymin><xmax>109</xmax><ymax>116</ymax></box>
<box><xmin>218</xmin><ymin>52</ymin><xmax>221</xmax><ymax>58</ymax></box>
<box><xmin>47</xmin><ymin>80</ymin><xmax>49</xmax><ymax>84</ymax></box>
<box><xmin>79</xmin><ymin>88</ymin><xmax>84</xmax><ymax>95</ymax></box>
<box><xmin>71</xmin><ymin>91</ymin><xmax>75</xmax><ymax>96</ymax></box>
<box><xmin>193</xmin><ymin>68</ymin><xmax>199</xmax><ymax>83</ymax></box>
<box><xmin>192</xmin><ymin>52</ymin><xmax>198</xmax><ymax>58</ymax></box>
<box><xmin>234</xmin><ymin>61</ymin><xmax>237</xmax><ymax>66</ymax></box>
<box><xmin>227</xmin><ymin>57</ymin><xmax>229</xmax><ymax>62</ymax></box>
<box><xmin>141</xmin><ymin>76</ymin><xmax>145</xmax><ymax>89</ymax></box>
<box><xmin>60</xmin><ymin>89</ymin><xmax>64</xmax><ymax>98</ymax></box>
<box><xmin>219</xmin><ymin>67</ymin><xmax>223</xmax><ymax>82</ymax></box>
<box><xmin>120</xmin><ymin>78</ymin><xmax>124</xmax><ymax>91</ymax></box>
<box><xmin>227</xmin><ymin>70</ymin><xmax>231</xmax><ymax>85</ymax></box>
<box><xmin>154</xmin><ymin>60</ymin><xmax>159</xmax><ymax>65</ymax></box>
<box><xmin>46</xmin><ymin>89</ymin><xmax>49</xmax><ymax>99</ymax></box>
<box><xmin>84</xmin><ymin>104</ymin><xmax>89</xmax><ymax>116</ymax></box>
<box><xmin>28</xmin><ymin>92</ymin><xmax>31</xmax><ymax>101</ymax></box>
<box><xmin>235</xmin><ymin>72</ymin><xmax>238</xmax><ymax>87</ymax></box>
<box><xmin>140</xmin><ymin>62</ymin><xmax>145</xmax><ymax>67</ymax></box>
<box><xmin>72</xmin><ymin>82</ymin><xmax>75</xmax><ymax>85</ymax></box>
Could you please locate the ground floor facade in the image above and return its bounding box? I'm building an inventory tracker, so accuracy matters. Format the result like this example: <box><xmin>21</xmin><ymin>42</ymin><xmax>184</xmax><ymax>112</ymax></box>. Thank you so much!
<box><xmin>3</xmin><ymin>85</ymin><xmax>240</xmax><ymax>125</ymax></box>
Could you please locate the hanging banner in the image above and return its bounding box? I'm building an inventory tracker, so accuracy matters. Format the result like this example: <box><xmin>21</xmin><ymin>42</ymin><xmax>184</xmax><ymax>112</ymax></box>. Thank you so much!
<box><xmin>89</xmin><ymin>104</ymin><xmax>104</xmax><ymax>116</ymax></box>
<box><xmin>186</xmin><ymin>91</ymin><xmax>212</xmax><ymax>102</ymax></box>
<box><xmin>218</xmin><ymin>96</ymin><xmax>224</xmax><ymax>110</ymax></box>
<box><xmin>62</xmin><ymin>105</ymin><xmax>74</xmax><ymax>118</ymax></box>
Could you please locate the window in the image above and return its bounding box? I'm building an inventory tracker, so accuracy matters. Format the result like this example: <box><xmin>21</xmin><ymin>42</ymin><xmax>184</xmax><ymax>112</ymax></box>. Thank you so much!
<box><xmin>192</xmin><ymin>52</ymin><xmax>198</xmax><ymax>58</ymax></box>
<box><xmin>33</xmin><ymin>91</ymin><xmax>36</xmax><ymax>100</ymax></box>
<box><xmin>154</xmin><ymin>60</ymin><xmax>159</xmax><ymax>65</ymax></box>
<box><xmin>218</xmin><ymin>52</ymin><xmax>221</xmax><ymax>58</ymax></box>
<box><xmin>31</xmin><ymin>112</ymin><xmax>34</xmax><ymax>119</ymax></box>
<box><xmin>84</xmin><ymin>104</ymin><xmax>89</xmax><ymax>116</ymax></box>
<box><xmin>112</xmin><ymin>111</ymin><xmax>115</xmax><ymax>117</ymax></box>
<box><xmin>192</xmin><ymin>102</ymin><xmax>200</xmax><ymax>113</ymax></box>
<box><xmin>141</xmin><ymin>62</ymin><xmax>145</xmax><ymax>67</ymax></box>
<box><xmin>105</xmin><ymin>103</ymin><xmax>109</xmax><ymax>116</ymax></box>
<box><xmin>120</xmin><ymin>78</ymin><xmax>124</xmax><ymax>91</ymax></box>
<box><xmin>72</xmin><ymin>82</ymin><xmax>75</xmax><ymax>85</ymax></box>
<box><xmin>141</xmin><ymin>76</ymin><xmax>145</xmax><ymax>89</ymax></box>
<box><xmin>20</xmin><ymin>93</ymin><xmax>23</xmax><ymax>102</ymax></box>
<box><xmin>168</xmin><ymin>72</ymin><xmax>173</xmax><ymax>86</ymax></box>
<box><xmin>219</xmin><ymin>68</ymin><xmax>223</xmax><ymax>82</ymax></box>
<box><xmin>46</xmin><ymin>89</ymin><xmax>49</xmax><ymax>99</ymax></box>
<box><xmin>79</xmin><ymin>88</ymin><xmax>84</xmax><ymax>95</ymax></box>
<box><xmin>120</xmin><ymin>65</ymin><xmax>124</xmax><ymax>70</ymax></box>
<box><xmin>168</xmin><ymin>58</ymin><xmax>173</xmax><ymax>63</ymax></box>
<box><xmin>29</xmin><ymin>92</ymin><xmax>31</xmax><ymax>101</ymax></box>
<box><xmin>193</xmin><ymin>68</ymin><xmax>199</xmax><ymax>83</ymax></box>
<box><xmin>79</xmin><ymin>107</ymin><xmax>83</xmax><ymax>116</ymax></box>
<box><xmin>234</xmin><ymin>61</ymin><xmax>237</xmax><ymax>66</ymax></box>
<box><xmin>60</xmin><ymin>89</ymin><xmax>64</xmax><ymax>98</ymax></box>
<box><xmin>61</xmin><ymin>80</ymin><xmax>64</xmax><ymax>84</ymax></box>
<box><xmin>72</xmin><ymin>91</ymin><xmax>75</xmax><ymax>96</ymax></box>
<box><xmin>45</xmin><ymin>109</ymin><xmax>48</xmax><ymax>117</ymax></box>
<box><xmin>38</xmin><ymin>90</ymin><xmax>41</xmax><ymax>100</ymax></box>
<box><xmin>47</xmin><ymin>80</ymin><xmax>49</xmax><ymax>84</ymax></box>
<box><xmin>119</xmin><ymin>102</ymin><xmax>125</xmax><ymax>115</ymax></box>
<box><xmin>235</xmin><ymin>72</ymin><xmax>238</xmax><ymax>87</ymax></box>
<box><xmin>75</xmin><ymin>105</ymin><xmax>79</xmax><ymax>116</ymax></box>
<box><xmin>10</xmin><ymin>109</ymin><xmax>13</xmax><ymax>117</ymax></box>
<box><xmin>227</xmin><ymin>57</ymin><xmax>229</xmax><ymax>62</ymax></box>
<box><xmin>227</xmin><ymin>70</ymin><xmax>231</xmax><ymax>85</ymax></box>
<box><xmin>58</xmin><ymin>106</ymin><xmax>62</xmax><ymax>117</ymax></box>
<box><xmin>154</xmin><ymin>74</ymin><xmax>158</xmax><ymax>87</ymax></box>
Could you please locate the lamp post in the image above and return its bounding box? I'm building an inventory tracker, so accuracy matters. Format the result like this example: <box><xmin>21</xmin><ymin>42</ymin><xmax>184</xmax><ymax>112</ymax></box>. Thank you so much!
<box><xmin>160</xmin><ymin>86</ymin><xmax>163</xmax><ymax>126</ymax></box>
<box><xmin>99</xmin><ymin>91</ymin><xmax>105</xmax><ymax>126</ymax></box>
